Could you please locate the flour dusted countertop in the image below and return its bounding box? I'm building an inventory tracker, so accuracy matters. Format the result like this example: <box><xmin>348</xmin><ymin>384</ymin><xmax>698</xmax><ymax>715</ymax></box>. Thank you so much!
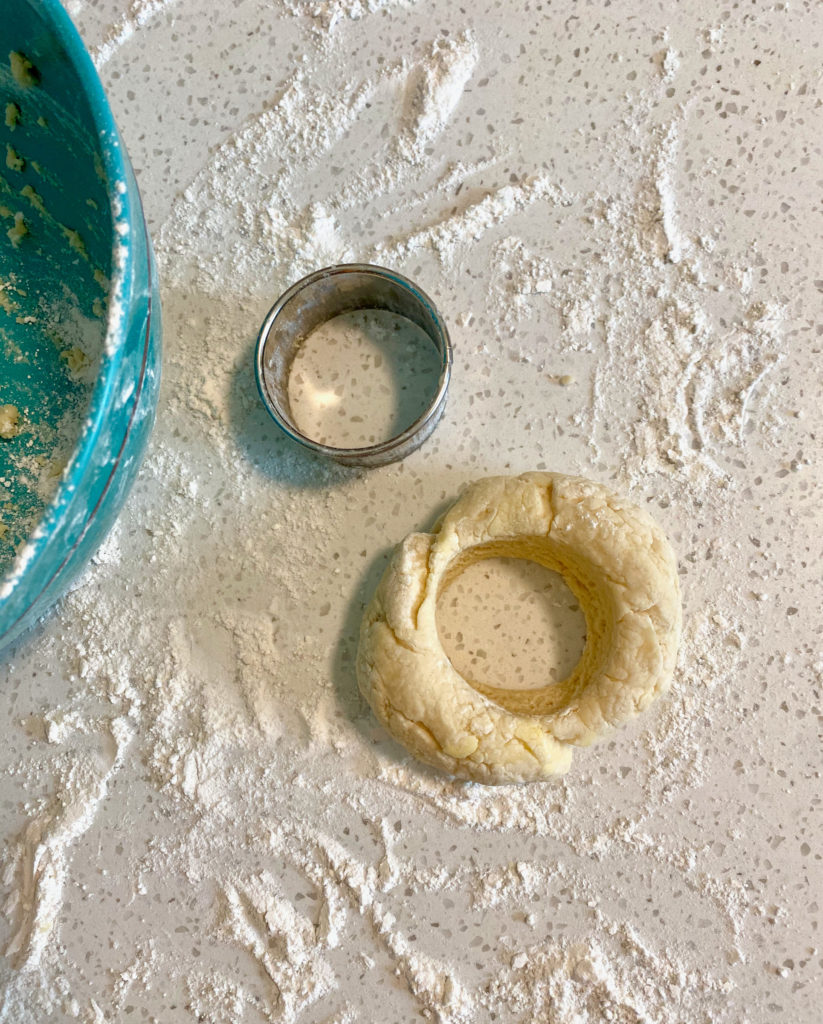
<box><xmin>1</xmin><ymin>1</ymin><xmax>821</xmax><ymax>1021</ymax></box>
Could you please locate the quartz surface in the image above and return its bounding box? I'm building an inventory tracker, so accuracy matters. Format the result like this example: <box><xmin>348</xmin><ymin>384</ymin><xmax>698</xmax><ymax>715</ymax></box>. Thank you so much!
<box><xmin>1</xmin><ymin>1</ymin><xmax>821</xmax><ymax>1021</ymax></box>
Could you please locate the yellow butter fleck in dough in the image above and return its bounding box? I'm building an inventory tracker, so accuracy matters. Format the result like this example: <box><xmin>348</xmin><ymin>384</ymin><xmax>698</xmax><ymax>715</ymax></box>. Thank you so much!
<box><xmin>442</xmin><ymin>734</ymin><xmax>479</xmax><ymax>759</ymax></box>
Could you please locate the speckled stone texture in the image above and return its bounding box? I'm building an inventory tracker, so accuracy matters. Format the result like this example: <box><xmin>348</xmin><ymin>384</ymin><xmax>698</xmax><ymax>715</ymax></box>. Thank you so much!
<box><xmin>0</xmin><ymin>0</ymin><xmax>820</xmax><ymax>1020</ymax></box>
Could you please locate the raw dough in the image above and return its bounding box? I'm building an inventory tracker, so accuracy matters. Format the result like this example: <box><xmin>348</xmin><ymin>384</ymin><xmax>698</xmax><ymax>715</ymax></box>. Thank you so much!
<box><xmin>10</xmin><ymin>52</ymin><xmax>39</xmax><ymax>89</ymax></box>
<box><xmin>356</xmin><ymin>472</ymin><xmax>682</xmax><ymax>784</ymax></box>
<box><xmin>0</xmin><ymin>404</ymin><xmax>20</xmax><ymax>439</ymax></box>
<box><xmin>6</xmin><ymin>212</ymin><xmax>28</xmax><ymax>248</ymax></box>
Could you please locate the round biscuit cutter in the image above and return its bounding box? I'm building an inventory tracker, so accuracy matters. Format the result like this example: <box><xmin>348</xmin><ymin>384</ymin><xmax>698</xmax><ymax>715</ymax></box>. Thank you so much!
<box><xmin>254</xmin><ymin>264</ymin><xmax>452</xmax><ymax>467</ymax></box>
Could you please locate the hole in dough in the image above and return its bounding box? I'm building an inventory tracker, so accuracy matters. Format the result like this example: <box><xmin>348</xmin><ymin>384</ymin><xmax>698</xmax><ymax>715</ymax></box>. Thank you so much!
<box><xmin>436</xmin><ymin>555</ymin><xmax>587</xmax><ymax>693</ymax></box>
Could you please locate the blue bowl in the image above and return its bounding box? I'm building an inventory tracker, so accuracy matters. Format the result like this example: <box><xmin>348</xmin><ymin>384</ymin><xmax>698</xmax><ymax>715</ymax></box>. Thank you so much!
<box><xmin>0</xmin><ymin>0</ymin><xmax>160</xmax><ymax>653</ymax></box>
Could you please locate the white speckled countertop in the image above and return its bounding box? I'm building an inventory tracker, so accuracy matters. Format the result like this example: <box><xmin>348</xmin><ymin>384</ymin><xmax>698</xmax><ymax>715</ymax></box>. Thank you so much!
<box><xmin>1</xmin><ymin>1</ymin><xmax>821</xmax><ymax>1021</ymax></box>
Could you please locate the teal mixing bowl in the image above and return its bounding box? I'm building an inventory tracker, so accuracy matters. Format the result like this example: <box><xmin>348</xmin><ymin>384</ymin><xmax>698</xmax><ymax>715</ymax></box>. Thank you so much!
<box><xmin>0</xmin><ymin>0</ymin><xmax>161</xmax><ymax>653</ymax></box>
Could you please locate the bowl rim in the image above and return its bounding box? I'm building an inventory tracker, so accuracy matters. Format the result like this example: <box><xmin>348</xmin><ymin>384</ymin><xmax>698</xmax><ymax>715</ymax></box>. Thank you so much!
<box><xmin>0</xmin><ymin>0</ymin><xmax>146</xmax><ymax>630</ymax></box>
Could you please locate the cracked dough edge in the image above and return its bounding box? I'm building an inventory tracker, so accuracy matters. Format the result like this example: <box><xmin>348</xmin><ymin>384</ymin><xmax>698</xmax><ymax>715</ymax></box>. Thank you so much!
<box><xmin>356</xmin><ymin>472</ymin><xmax>682</xmax><ymax>785</ymax></box>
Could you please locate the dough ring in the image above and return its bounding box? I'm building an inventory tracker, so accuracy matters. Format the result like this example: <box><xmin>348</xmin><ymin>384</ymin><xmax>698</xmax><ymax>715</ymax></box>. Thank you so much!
<box><xmin>356</xmin><ymin>472</ymin><xmax>682</xmax><ymax>784</ymax></box>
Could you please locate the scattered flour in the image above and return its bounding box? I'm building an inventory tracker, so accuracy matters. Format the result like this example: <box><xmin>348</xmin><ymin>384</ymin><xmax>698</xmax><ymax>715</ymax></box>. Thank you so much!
<box><xmin>487</xmin><ymin>111</ymin><xmax>788</xmax><ymax>500</ymax></box>
<box><xmin>487</xmin><ymin>924</ymin><xmax>736</xmax><ymax>1023</ymax></box>
<box><xmin>0</xmin><ymin>3</ymin><xmax>812</xmax><ymax>1023</ymax></box>
<box><xmin>283</xmin><ymin>0</ymin><xmax>422</xmax><ymax>32</ymax></box>
<box><xmin>2</xmin><ymin>716</ymin><xmax>134</xmax><ymax>972</ymax></box>
<box><xmin>92</xmin><ymin>0</ymin><xmax>181</xmax><ymax>67</ymax></box>
<box><xmin>377</xmin><ymin>175</ymin><xmax>574</xmax><ymax>265</ymax></box>
<box><xmin>159</xmin><ymin>31</ymin><xmax>510</xmax><ymax>298</ymax></box>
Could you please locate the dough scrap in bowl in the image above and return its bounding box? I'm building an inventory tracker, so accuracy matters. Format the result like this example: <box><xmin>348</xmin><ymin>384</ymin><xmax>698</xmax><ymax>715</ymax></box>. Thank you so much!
<box><xmin>356</xmin><ymin>472</ymin><xmax>682</xmax><ymax>784</ymax></box>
